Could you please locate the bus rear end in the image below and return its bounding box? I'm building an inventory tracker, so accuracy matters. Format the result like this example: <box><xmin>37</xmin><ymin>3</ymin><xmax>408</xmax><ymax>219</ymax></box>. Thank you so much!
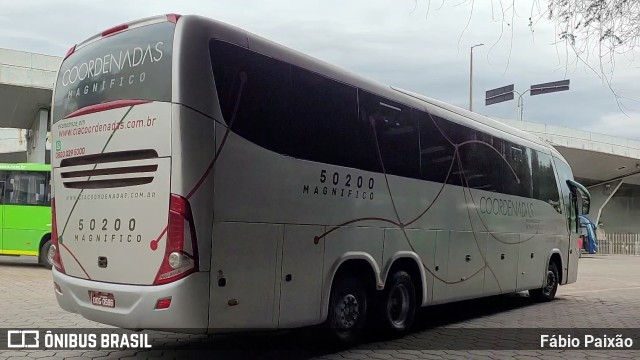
<box><xmin>50</xmin><ymin>15</ymin><xmax>209</xmax><ymax>332</ymax></box>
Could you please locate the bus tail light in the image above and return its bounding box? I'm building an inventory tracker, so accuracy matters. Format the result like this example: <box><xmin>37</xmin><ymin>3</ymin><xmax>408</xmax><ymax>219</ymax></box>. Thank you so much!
<box><xmin>166</xmin><ymin>14</ymin><xmax>181</xmax><ymax>23</ymax></box>
<box><xmin>51</xmin><ymin>199</ymin><xmax>66</xmax><ymax>273</ymax></box>
<box><xmin>155</xmin><ymin>297</ymin><xmax>172</xmax><ymax>310</ymax></box>
<box><xmin>64</xmin><ymin>45</ymin><xmax>76</xmax><ymax>60</ymax></box>
<box><xmin>153</xmin><ymin>195</ymin><xmax>199</xmax><ymax>285</ymax></box>
<box><xmin>101</xmin><ymin>24</ymin><xmax>129</xmax><ymax>37</ymax></box>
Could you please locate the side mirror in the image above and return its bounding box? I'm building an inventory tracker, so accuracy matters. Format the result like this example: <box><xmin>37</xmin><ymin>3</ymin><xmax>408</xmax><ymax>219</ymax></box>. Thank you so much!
<box><xmin>566</xmin><ymin>179</ymin><xmax>591</xmax><ymax>215</ymax></box>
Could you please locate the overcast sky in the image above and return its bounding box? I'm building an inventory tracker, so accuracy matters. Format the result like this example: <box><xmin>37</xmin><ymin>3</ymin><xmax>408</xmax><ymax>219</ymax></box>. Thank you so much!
<box><xmin>2</xmin><ymin>0</ymin><xmax>639</xmax><ymax>139</ymax></box>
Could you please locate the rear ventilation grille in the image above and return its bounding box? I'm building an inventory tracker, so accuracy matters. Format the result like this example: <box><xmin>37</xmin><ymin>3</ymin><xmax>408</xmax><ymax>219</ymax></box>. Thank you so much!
<box><xmin>60</xmin><ymin>149</ymin><xmax>158</xmax><ymax>167</ymax></box>
<box><xmin>61</xmin><ymin>165</ymin><xmax>158</xmax><ymax>178</ymax></box>
<box><xmin>60</xmin><ymin>150</ymin><xmax>159</xmax><ymax>190</ymax></box>
<box><xmin>64</xmin><ymin>178</ymin><xmax>153</xmax><ymax>189</ymax></box>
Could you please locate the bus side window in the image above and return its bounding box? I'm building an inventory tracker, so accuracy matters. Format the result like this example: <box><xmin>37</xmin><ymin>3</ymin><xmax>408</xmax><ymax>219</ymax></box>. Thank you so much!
<box><xmin>4</xmin><ymin>171</ymin><xmax>47</xmax><ymax>206</ymax></box>
<box><xmin>532</xmin><ymin>151</ymin><xmax>561</xmax><ymax>213</ymax></box>
<box><xmin>359</xmin><ymin>91</ymin><xmax>419</xmax><ymax>179</ymax></box>
<box><xmin>46</xmin><ymin>173</ymin><xmax>52</xmax><ymax>206</ymax></box>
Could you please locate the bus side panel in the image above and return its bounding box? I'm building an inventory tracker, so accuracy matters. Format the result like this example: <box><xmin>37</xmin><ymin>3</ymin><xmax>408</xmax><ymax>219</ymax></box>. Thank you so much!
<box><xmin>566</xmin><ymin>233</ymin><xmax>579</xmax><ymax>284</ymax></box>
<box><xmin>483</xmin><ymin>233</ymin><xmax>519</xmax><ymax>296</ymax></box>
<box><xmin>1</xmin><ymin>205</ymin><xmax>49</xmax><ymax>256</ymax></box>
<box><xmin>209</xmin><ymin>222</ymin><xmax>281</xmax><ymax>330</ymax></box>
<box><xmin>431</xmin><ymin>230</ymin><xmax>450</xmax><ymax>304</ymax></box>
<box><xmin>516</xmin><ymin>234</ymin><xmax>547</xmax><ymax>291</ymax></box>
<box><xmin>446</xmin><ymin>231</ymin><xmax>486</xmax><ymax>301</ymax></box>
<box><xmin>279</xmin><ymin>224</ymin><xmax>325</xmax><ymax>328</ymax></box>
<box><xmin>170</xmin><ymin>104</ymin><xmax>216</xmax><ymax>272</ymax></box>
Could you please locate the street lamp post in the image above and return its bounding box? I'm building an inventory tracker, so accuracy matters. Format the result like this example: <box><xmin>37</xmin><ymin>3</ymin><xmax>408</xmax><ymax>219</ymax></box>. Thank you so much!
<box><xmin>484</xmin><ymin>79</ymin><xmax>570</xmax><ymax>120</ymax></box>
<box><xmin>469</xmin><ymin>43</ymin><xmax>484</xmax><ymax>112</ymax></box>
<box><xmin>514</xmin><ymin>89</ymin><xmax>531</xmax><ymax>121</ymax></box>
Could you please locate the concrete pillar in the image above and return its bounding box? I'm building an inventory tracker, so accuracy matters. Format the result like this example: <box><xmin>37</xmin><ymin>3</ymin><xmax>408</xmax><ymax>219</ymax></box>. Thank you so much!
<box><xmin>26</xmin><ymin>108</ymin><xmax>48</xmax><ymax>164</ymax></box>
<box><xmin>595</xmin><ymin>180</ymin><xmax>624</xmax><ymax>226</ymax></box>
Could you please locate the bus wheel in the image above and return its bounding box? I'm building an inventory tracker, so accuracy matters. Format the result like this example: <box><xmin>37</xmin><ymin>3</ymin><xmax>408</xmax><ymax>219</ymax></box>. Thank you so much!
<box><xmin>326</xmin><ymin>275</ymin><xmax>368</xmax><ymax>346</ymax></box>
<box><xmin>379</xmin><ymin>270</ymin><xmax>416</xmax><ymax>334</ymax></box>
<box><xmin>39</xmin><ymin>239</ymin><xmax>53</xmax><ymax>270</ymax></box>
<box><xmin>529</xmin><ymin>261</ymin><xmax>559</xmax><ymax>302</ymax></box>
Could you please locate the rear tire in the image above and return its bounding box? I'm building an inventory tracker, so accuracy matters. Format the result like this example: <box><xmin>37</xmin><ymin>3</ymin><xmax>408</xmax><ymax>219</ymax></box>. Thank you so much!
<box><xmin>529</xmin><ymin>261</ymin><xmax>559</xmax><ymax>302</ymax></box>
<box><xmin>39</xmin><ymin>239</ymin><xmax>53</xmax><ymax>269</ymax></box>
<box><xmin>326</xmin><ymin>275</ymin><xmax>368</xmax><ymax>346</ymax></box>
<box><xmin>375</xmin><ymin>270</ymin><xmax>416</xmax><ymax>334</ymax></box>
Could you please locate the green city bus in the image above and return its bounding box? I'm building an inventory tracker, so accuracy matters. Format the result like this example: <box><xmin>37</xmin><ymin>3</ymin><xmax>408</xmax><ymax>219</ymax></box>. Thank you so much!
<box><xmin>0</xmin><ymin>163</ymin><xmax>52</xmax><ymax>268</ymax></box>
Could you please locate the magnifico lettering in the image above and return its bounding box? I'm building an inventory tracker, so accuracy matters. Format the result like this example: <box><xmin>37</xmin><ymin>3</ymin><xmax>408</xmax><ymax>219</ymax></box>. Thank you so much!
<box><xmin>302</xmin><ymin>169</ymin><xmax>375</xmax><ymax>201</ymax></box>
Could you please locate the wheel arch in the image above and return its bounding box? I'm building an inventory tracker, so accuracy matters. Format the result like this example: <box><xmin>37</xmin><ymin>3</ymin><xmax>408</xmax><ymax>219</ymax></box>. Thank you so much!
<box><xmin>39</xmin><ymin>233</ymin><xmax>52</xmax><ymax>252</ymax></box>
<box><xmin>321</xmin><ymin>252</ymin><xmax>382</xmax><ymax>322</ymax></box>
<box><xmin>381</xmin><ymin>252</ymin><xmax>428</xmax><ymax>307</ymax></box>
<box><xmin>546</xmin><ymin>248</ymin><xmax>564</xmax><ymax>285</ymax></box>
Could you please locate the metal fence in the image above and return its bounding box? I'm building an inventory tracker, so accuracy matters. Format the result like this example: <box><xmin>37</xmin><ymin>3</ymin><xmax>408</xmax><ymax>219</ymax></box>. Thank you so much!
<box><xmin>597</xmin><ymin>233</ymin><xmax>640</xmax><ymax>255</ymax></box>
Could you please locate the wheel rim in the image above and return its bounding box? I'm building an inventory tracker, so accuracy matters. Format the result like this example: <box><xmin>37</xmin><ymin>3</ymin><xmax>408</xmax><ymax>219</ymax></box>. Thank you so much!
<box><xmin>334</xmin><ymin>293</ymin><xmax>360</xmax><ymax>330</ymax></box>
<box><xmin>46</xmin><ymin>245</ymin><xmax>55</xmax><ymax>266</ymax></box>
<box><xmin>387</xmin><ymin>284</ymin><xmax>410</xmax><ymax>327</ymax></box>
<box><xmin>543</xmin><ymin>269</ymin><xmax>557</xmax><ymax>296</ymax></box>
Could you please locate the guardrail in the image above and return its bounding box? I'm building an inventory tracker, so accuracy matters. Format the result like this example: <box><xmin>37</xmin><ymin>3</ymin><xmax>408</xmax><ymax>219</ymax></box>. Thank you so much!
<box><xmin>597</xmin><ymin>233</ymin><xmax>640</xmax><ymax>255</ymax></box>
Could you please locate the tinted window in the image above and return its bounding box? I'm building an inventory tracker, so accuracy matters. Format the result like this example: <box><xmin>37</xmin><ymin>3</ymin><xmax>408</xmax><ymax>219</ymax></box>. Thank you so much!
<box><xmin>459</xmin><ymin>133</ymin><xmax>507</xmax><ymax>193</ymax></box>
<box><xmin>531</xmin><ymin>151</ymin><xmax>561</xmax><ymax>211</ymax></box>
<box><xmin>210</xmin><ymin>40</ymin><xmax>291</xmax><ymax>155</ymax></box>
<box><xmin>290</xmin><ymin>68</ymin><xmax>378</xmax><ymax>171</ymax></box>
<box><xmin>503</xmin><ymin>141</ymin><xmax>533</xmax><ymax>198</ymax></box>
<box><xmin>360</xmin><ymin>92</ymin><xmax>419</xmax><ymax>178</ymax></box>
<box><xmin>210</xmin><ymin>40</ymin><xmax>379</xmax><ymax>172</ymax></box>
<box><xmin>418</xmin><ymin>113</ymin><xmax>458</xmax><ymax>184</ymax></box>
<box><xmin>209</xmin><ymin>39</ymin><xmax>561</xmax><ymax>206</ymax></box>
<box><xmin>52</xmin><ymin>22</ymin><xmax>175</xmax><ymax>122</ymax></box>
<box><xmin>4</xmin><ymin>171</ymin><xmax>49</xmax><ymax>206</ymax></box>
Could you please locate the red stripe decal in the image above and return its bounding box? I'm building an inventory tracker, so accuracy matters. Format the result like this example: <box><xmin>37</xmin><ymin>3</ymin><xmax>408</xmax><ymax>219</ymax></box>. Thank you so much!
<box><xmin>150</xmin><ymin>226</ymin><xmax>168</xmax><ymax>251</ymax></box>
<box><xmin>60</xmin><ymin>243</ymin><xmax>92</xmax><ymax>280</ymax></box>
<box><xmin>63</xmin><ymin>100</ymin><xmax>150</xmax><ymax>119</ymax></box>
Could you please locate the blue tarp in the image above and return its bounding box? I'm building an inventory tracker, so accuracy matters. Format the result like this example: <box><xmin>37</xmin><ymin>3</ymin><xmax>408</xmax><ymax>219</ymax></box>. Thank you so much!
<box><xmin>578</xmin><ymin>215</ymin><xmax>598</xmax><ymax>254</ymax></box>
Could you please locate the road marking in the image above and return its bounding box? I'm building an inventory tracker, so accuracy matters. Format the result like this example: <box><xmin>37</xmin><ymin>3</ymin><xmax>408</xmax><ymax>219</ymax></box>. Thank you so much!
<box><xmin>562</xmin><ymin>285</ymin><xmax>640</xmax><ymax>295</ymax></box>
<box><xmin>580</xmin><ymin>276</ymin><xmax>639</xmax><ymax>285</ymax></box>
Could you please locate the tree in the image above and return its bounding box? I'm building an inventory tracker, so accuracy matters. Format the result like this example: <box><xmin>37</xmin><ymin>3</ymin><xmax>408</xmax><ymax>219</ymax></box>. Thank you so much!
<box><xmin>428</xmin><ymin>0</ymin><xmax>640</xmax><ymax>107</ymax></box>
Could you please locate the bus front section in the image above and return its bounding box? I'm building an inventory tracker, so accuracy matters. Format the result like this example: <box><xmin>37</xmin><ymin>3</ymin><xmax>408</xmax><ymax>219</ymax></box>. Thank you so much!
<box><xmin>50</xmin><ymin>15</ymin><xmax>208</xmax><ymax>332</ymax></box>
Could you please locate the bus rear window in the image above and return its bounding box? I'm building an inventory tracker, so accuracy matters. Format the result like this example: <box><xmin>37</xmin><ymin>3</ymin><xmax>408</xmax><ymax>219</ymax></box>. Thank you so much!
<box><xmin>52</xmin><ymin>22</ymin><xmax>174</xmax><ymax>122</ymax></box>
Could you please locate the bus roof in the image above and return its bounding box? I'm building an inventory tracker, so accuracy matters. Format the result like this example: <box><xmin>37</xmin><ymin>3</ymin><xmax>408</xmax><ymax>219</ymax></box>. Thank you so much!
<box><xmin>0</xmin><ymin>163</ymin><xmax>51</xmax><ymax>172</ymax></box>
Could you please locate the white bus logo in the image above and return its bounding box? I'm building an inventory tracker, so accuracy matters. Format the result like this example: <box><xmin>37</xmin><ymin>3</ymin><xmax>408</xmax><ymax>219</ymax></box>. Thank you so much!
<box><xmin>7</xmin><ymin>330</ymin><xmax>39</xmax><ymax>348</ymax></box>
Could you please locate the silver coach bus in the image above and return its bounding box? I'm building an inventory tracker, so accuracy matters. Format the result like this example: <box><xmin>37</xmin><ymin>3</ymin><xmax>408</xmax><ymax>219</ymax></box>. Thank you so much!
<box><xmin>50</xmin><ymin>14</ymin><xmax>590</xmax><ymax>344</ymax></box>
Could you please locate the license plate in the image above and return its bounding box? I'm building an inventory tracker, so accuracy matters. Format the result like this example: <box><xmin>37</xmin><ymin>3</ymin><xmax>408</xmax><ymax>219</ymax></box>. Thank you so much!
<box><xmin>89</xmin><ymin>291</ymin><xmax>115</xmax><ymax>308</ymax></box>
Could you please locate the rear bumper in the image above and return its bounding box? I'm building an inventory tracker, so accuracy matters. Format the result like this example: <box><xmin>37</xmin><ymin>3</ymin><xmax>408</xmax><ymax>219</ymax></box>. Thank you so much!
<box><xmin>52</xmin><ymin>269</ymin><xmax>209</xmax><ymax>333</ymax></box>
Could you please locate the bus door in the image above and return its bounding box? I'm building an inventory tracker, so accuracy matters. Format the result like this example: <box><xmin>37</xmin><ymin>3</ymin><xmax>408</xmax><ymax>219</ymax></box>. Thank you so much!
<box><xmin>2</xmin><ymin>171</ymin><xmax>49</xmax><ymax>256</ymax></box>
<box><xmin>553</xmin><ymin>156</ymin><xmax>591</xmax><ymax>283</ymax></box>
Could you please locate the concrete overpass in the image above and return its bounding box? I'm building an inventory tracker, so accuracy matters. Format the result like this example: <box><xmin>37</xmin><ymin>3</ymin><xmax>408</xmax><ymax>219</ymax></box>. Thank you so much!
<box><xmin>496</xmin><ymin>118</ymin><xmax>640</xmax><ymax>234</ymax></box>
<box><xmin>0</xmin><ymin>48</ymin><xmax>59</xmax><ymax>163</ymax></box>
<box><xmin>2</xmin><ymin>48</ymin><xmax>640</xmax><ymax>233</ymax></box>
